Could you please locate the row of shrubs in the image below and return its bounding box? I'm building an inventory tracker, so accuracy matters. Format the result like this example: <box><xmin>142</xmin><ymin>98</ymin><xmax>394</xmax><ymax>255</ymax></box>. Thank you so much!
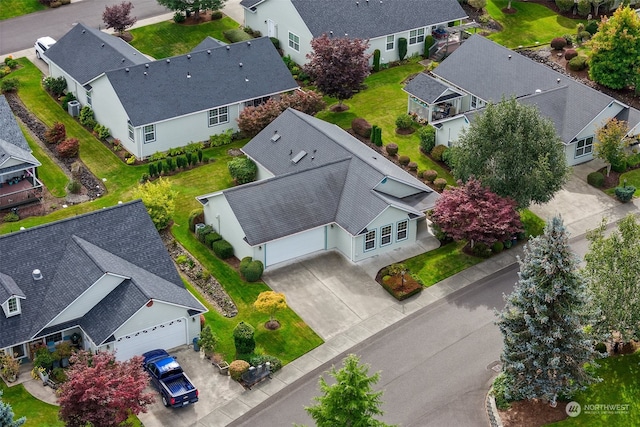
<box><xmin>0</xmin><ymin>56</ymin><xmax>18</xmax><ymax>79</ymax></box>
<box><xmin>43</xmin><ymin>122</ymin><xmax>79</xmax><ymax>158</ymax></box>
<box><xmin>39</xmin><ymin>0</ymin><xmax>71</xmax><ymax>7</ymax></box>
<box><xmin>227</xmin><ymin>322</ymin><xmax>282</xmax><ymax>381</ymax></box>
<box><xmin>172</xmin><ymin>9</ymin><xmax>223</xmax><ymax>23</ymax></box>
<box><xmin>587</xmin><ymin>170</ymin><xmax>637</xmax><ymax>203</ymax></box>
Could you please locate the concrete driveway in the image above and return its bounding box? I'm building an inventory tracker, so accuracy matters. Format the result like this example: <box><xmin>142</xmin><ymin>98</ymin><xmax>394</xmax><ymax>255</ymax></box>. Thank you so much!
<box><xmin>137</xmin><ymin>346</ymin><xmax>245</xmax><ymax>427</ymax></box>
<box><xmin>263</xmin><ymin>251</ymin><xmax>399</xmax><ymax>341</ymax></box>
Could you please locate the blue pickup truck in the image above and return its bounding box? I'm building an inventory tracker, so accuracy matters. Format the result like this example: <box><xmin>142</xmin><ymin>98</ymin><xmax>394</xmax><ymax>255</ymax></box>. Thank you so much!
<box><xmin>142</xmin><ymin>349</ymin><xmax>199</xmax><ymax>408</ymax></box>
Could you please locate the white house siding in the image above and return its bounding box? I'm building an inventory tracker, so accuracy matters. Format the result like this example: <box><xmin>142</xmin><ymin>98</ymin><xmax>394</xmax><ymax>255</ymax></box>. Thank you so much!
<box><xmin>48</xmin><ymin>62</ymin><xmax>90</xmax><ymax>107</ymax></box>
<box><xmin>113</xmin><ymin>301</ymin><xmax>193</xmax><ymax>337</ymax></box>
<box><xmin>326</xmin><ymin>222</ymin><xmax>353</xmax><ymax>259</ymax></box>
<box><xmin>139</xmin><ymin>104</ymin><xmax>240</xmax><ymax>158</ymax></box>
<box><xmin>90</xmin><ymin>76</ymin><xmax>133</xmax><ymax>151</ymax></box>
<box><xmin>247</xmin><ymin>154</ymin><xmax>275</xmax><ymax>181</ymax></box>
<box><xmin>49</xmin><ymin>274</ymin><xmax>124</xmax><ymax>326</ymax></box>
<box><xmin>369</xmin><ymin>27</ymin><xmax>432</xmax><ymax>64</ymax></box>
<box><xmin>352</xmin><ymin>206</ymin><xmax>417</xmax><ymax>262</ymax></box>
<box><xmin>434</xmin><ymin>115</ymin><xmax>468</xmax><ymax>147</ymax></box>
<box><xmin>202</xmin><ymin>192</ymin><xmax>255</xmax><ymax>260</ymax></box>
<box><xmin>244</xmin><ymin>1</ymin><xmax>312</xmax><ymax>65</ymax></box>
<box><xmin>375</xmin><ymin>177</ymin><xmax>424</xmax><ymax>198</ymax></box>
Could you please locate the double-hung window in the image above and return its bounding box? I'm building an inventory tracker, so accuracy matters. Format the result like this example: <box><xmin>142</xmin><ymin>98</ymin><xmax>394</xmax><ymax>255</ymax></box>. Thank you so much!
<box><xmin>364</xmin><ymin>230</ymin><xmax>376</xmax><ymax>251</ymax></box>
<box><xmin>208</xmin><ymin>106</ymin><xmax>229</xmax><ymax>126</ymax></box>
<box><xmin>409</xmin><ymin>28</ymin><xmax>425</xmax><ymax>45</ymax></box>
<box><xmin>143</xmin><ymin>124</ymin><xmax>155</xmax><ymax>143</ymax></box>
<box><xmin>575</xmin><ymin>136</ymin><xmax>593</xmax><ymax>157</ymax></box>
<box><xmin>397</xmin><ymin>220</ymin><xmax>408</xmax><ymax>241</ymax></box>
<box><xmin>86</xmin><ymin>90</ymin><xmax>92</xmax><ymax>107</ymax></box>
<box><xmin>386</xmin><ymin>35</ymin><xmax>395</xmax><ymax>51</ymax></box>
<box><xmin>380</xmin><ymin>225</ymin><xmax>392</xmax><ymax>246</ymax></box>
<box><xmin>288</xmin><ymin>32</ymin><xmax>300</xmax><ymax>51</ymax></box>
<box><xmin>128</xmin><ymin>122</ymin><xmax>134</xmax><ymax>141</ymax></box>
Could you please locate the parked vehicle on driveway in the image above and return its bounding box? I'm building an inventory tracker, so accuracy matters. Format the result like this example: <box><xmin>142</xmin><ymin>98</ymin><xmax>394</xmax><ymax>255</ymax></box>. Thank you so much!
<box><xmin>142</xmin><ymin>349</ymin><xmax>199</xmax><ymax>408</ymax></box>
<box><xmin>34</xmin><ymin>36</ymin><xmax>56</xmax><ymax>63</ymax></box>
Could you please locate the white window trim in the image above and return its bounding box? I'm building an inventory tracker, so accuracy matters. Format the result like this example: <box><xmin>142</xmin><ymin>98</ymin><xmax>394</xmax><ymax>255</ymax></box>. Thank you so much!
<box><xmin>208</xmin><ymin>106</ymin><xmax>229</xmax><ymax>127</ymax></box>
<box><xmin>128</xmin><ymin>122</ymin><xmax>134</xmax><ymax>141</ymax></box>
<box><xmin>7</xmin><ymin>297</ymin><xmax>19</xmax><ymax>314</ymax></box>
<box><xmin>396</xmin><ymin>220</ymin><xmax>408</xmax><ymax>241</ymax></box>
<box><xmin>386</xmin><ymin>35</ymin><xmax>395</xmax><ymax>51</ymax></box>
<box><xmin>380</xmin><ymin>224</ymin><xmax>392</xmax><ymax>247</ymax></box>
<box><xmin>409</xmin><ymin>28</ymin><xmax>425</xmax><ymax>45</ymax></box>
<box><xmin>143</xmin><ymin>124</ymin><xmax>156</xmax><ymax>143</ymax></box>
<box><xmin>364</xmin><ymin>229</ymin><xmax>376</xmax><ymax>252</ymax></box>
<box><xmin>288</xmin><ymin>32</ymin><xmax>300</xmax><ymax>52</ymax></box>
<box><xmin>575</xmin><ymin>136</ymin><xmax>594</xmax><ymax>158</ymax></box>
<box><xmin>86</xmin><ymin>90</ymin><xmax>92</xmax><ymax>107</ymax></box>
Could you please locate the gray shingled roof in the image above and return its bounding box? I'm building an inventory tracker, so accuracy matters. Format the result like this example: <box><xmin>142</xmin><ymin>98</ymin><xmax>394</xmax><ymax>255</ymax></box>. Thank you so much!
<box><xmin>241</xmin><ymin>0</ymin><xmax>467</xmax><ymax>40</ymax></box>
<box><xmin>404</xmin><ymin>72</ymin><xmax>464</xmax><ymax>104</ymax></box>
<box><xmin>434</xmin><ymin>35</ymin><xmax>623</xmax><ymax>144</ymax></box>
<box><xmin>0</xmin><ymin>201</ymin><xmax>205</xmax><ymax>350</ymax></box>
<box><xmin>0</xmin><ymin>272</ymin><xmax>24</xmax><ymax>306</ymax></box>
<box><xmin>221</xmin><ymin>108</ymin><xmax>436</xmax><ymax>244</ymax></box>
<box><xmin>191</xmin><ymin>36</ymin><xmax>227</xmax><ymax>52</ymax></box>
<box><xmin>0</xmin><ymin>96</ymin><xmax>40</xmax><ymax>169</ymax></box>
<box><xmin>106</xmin><ymin>36</ymin><xmax>298</xmax><ymax>127</ymax></box>
<box><xmin>44</xmin><ymin>23</ymin><xmax>147</xmax><ymax>85</ymax></box>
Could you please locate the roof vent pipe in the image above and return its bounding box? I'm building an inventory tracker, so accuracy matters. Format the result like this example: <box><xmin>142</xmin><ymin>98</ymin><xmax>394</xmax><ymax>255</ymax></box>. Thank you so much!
<box><xmin>166</xmin><ymin>59</ymin><xmax>170</xmax><ymax>63</ymax></box>
<box><xmin>187</xmin><ymin>54</ymin><xmax>191</xmax><ymax>59</ymax></box>
<box><xmin>226</xmin><ymin>46</ymin><xmax>230</xmax><ymax>50</ymax></box>
<box><xmin>239</xmin><ymin>62</ymin><xmax>243</xmax><ymax>67</ymax></box>
<box><xmin>557</xmin><ymin>78</ymin><xmax>561</xmax><ymax>83</ymax></box>
<box><xmin>33</xmin><ymin>269</ymin><xmax>43</xmax><ymax>281</ymax></box>
<box><xmin>508</xmin><ymin>55</ymin><xmax>511</xmax><ymax>59</ymax></box>
<box><xmin>207</xmin><ymin>50</ymin><xmax>211</xmax><ymax>54</ymax></box>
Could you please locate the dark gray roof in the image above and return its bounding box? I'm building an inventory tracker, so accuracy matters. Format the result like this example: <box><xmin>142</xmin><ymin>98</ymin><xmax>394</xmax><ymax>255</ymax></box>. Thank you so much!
<box><xmin>615</xmin><ymin>105</ymin><xmax>640</xmax><ymax>133</ymax></box>
<box><xmin>434</xmin><ymin>35</ymin><xmax>622</xmax><ymax>143</ymax></box>
<box><xmin>106</xmin><ymin>36</ymin><xmax>298</xmax><ymax>127</ymax></box>
<box><xmin>0</xmin><ymin>96</ymin><xmax>40</xmax><ymax>168</ymax></box>
<box><xmin>44</xmin><ymin>23</ymin><xmax>147</xmax><ymax>85</ymax></box>
<box><xmin>0</xmin><ymin>272</ymin><xmax>24</xmax><ymax>304</ymax></box>
<box><xmin>404</xmin><ymin>72</ymin><xmax>464</xmax><ymax>104</ymax></box>
<box><xmin>0</xmin><ymin>201</ymin><xmax>205</xmax><ymax>350</ymax></box>
<box><xmin>217</xmin><ymin>109</ymin><xmax>436</xmax><ymax>244</ymax></box>
<box><xmin>191</xmin><ymin>36</ymin><xmax>227</xmax><ymax>52</ymax></box>
<box><xmin>241</xmin><ymin>0</ymin><xmax>467</xmax><ymax>40</ymax></box>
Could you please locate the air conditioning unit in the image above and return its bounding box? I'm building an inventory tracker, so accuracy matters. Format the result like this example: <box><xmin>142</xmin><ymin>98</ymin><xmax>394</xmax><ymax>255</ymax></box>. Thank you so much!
<box><xmin>67</xmin><ymin>100</ymin><xmax>81</xmax><ymax>117</ymax></box>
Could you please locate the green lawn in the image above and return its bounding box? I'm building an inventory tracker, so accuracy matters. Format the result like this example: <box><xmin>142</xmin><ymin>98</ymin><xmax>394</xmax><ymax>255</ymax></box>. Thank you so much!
<box><xmin>487</xmin><ymin>0</ymin><xmax>586</xmax><ymax>48</ymax></box>
<box><xmin>316</xmin><ymin>61</ymin><xmax>456</xmax><ymax>185</ymax></box>
<box><xmin>0</xmin><ymin>0</ymin><xmax>45</xmax><ymax>20</ymax></box>
<box><xmin>20</xmin><ymin>122</ymin><xmax>68</xmax><ymax>198</ymax></box>
<box><xmin>129</xmin><ymin>17</ymin><xmax>240</xmax><ymax>59</ymax></box>
<box><xmin>1</xmin><ymin>382</ymin><xmax>62</xmax><ymax>426</ymax></box>
<box><xmin>404</xmin><ymin>241</ymin><xmax>485</xmax><ymax>287</ymax></box>
<box><xmin>548</xmin><ymin>351</ymin><xmax>640</xmax><ymax>426</ymax></box>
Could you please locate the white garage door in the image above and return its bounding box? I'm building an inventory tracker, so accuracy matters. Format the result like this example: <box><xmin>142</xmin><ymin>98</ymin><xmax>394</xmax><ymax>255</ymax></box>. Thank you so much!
<box><xmin>114</xmin><ymin>318</ymin><xmax>187</xmax><ymax>361</ymax></box>
<box><xmin>265</xmin><ymin>227</ymin><xmax>325</xmax><ymax>267</ymax></box>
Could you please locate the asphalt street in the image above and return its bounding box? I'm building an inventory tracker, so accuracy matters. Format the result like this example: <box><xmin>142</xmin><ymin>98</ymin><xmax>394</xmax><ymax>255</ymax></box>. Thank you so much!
<box><xmin>0</xmin><ymin>0</ymin><xmax>170</xmax><ymax>55</ymax></box>
<box><xmin>229</xmin><ymin>264</ymin><xmax>519</xmax><ymax>427</ymax></box>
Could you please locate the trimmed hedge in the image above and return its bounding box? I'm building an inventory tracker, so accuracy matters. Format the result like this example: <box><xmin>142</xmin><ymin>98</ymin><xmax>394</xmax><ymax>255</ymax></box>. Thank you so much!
<box><xmin>564</xmin><ymin>49</ymin><xmax>578</xmax><ymax>61</ymax></box>
<box><xmin>205</xmin><ymin>231</ymin><xmax>223</xmax><ymax>247</ymax></box>
<box><xmin>239</xmin><ymin>257</ymin><xmax>264</xmax><ymax>282</ymax></box>
<box><xmin>418</xmin><ymin>125</ymin><xmax>436</xmax><ymax>154</ymax></box>
<box><xmin>386</xmin><ymin>143</ymin><xmax>399</xmax><ymax>156</ymax></box>
<box><xmin>223</xmin><ymin>29</ymin><xmax>253</xmax><ymax>42</ymax></box>
<box><xmin>352</xmin><ymin>117</ymin><xmax>372</xmax><ymax>138</ymax></box>
<box><xmin>212</xmin><ymin>239</ymin><xmax>234</xmax><ymax>259</ymax></box>
<box><xmin>229</xmin><ymin>360</ymin><xmax>250</xmax><ymax>381</ymax></box>
<box><xmin>233</xmin><ymin>321</ymin><xmax>256</xmax><ymax>355</ymax></box>
<box><xmin>423</xmin><ymin>169</ymin><xmax>438</xmax><ymax>183</ymax></box>
<box><xmin>568</xmin><ymin>56</ymin><xmax>588</xmax><ymax>71</ymax></box>
<box><xmin>587</xmin><ymin>171</ymin><xmax>605</xmax><ymax>188</ymax></box>
<box><xmin>430</xmin><ymin>144</ymin><xmax>447</xmax><ymax>161</ymax></box>
<box><xmin>550</xmin><ymin>37</ymin><xmax>567</xmax><ymax>50</ymax></box>
<box><xmin>398</xmin><ymin>155</ymin><xmax>410</xmax><ymax>166</ymax></box>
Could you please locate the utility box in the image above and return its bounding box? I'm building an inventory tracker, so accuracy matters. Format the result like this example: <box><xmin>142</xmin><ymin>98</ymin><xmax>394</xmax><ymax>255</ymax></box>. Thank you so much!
<box><xmin>67</xmin><ymin>100</ymin><xmax>80</xmax><ymax>117</ymax></box>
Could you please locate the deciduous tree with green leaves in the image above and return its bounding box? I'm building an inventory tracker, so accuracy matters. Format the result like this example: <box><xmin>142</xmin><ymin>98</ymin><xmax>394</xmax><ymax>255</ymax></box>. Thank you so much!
<box><xmin>451</xmin><ymin>97</ymin><xmax>569</xmax><ymax>208</ymax></box>
<box><xmin>496</xmin><ymin>217</ymin><xmax>598</xmax><ymax>406</ymax></box>
<box><xmin>254</xmin><ymin>291</ymin><xmax>287</xmax><ymax>328</ymax></box>
<box><xmin>588</xmin><ymin>6</ymin><xmax>640</xmax><ymax>90</ymax></box>
<box><xmin>594</xmin><ymin>118</ymin><xmax>630</xmax><ymax>176</ymax></box>
<box><xmin>133</xmin><ymin>177</ymin><xmax>177</xmax><ymax>230</ymax></box>
<box><xmin>584</xmin><ymin>214</ymin><xmax>640</xmax><ymax>343</ymax></box>
<box><xmin>301</xmin><ymin>354</ymin><xmax>396</xmax><ymax>427</ymax></box>
<box><xmin>156</xmin><ymin>0</ymin><xmax>225</xmax><ymax>20</ymax></box>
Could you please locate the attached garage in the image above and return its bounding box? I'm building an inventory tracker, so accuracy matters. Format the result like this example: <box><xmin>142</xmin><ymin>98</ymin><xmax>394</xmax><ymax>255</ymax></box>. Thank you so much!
<box><xmin>114</xmin><ymin>317</ymin><xmax>188</xmax><ymax>361</ymax></box>
<box><xmin>265</xmin><ymin>227</ymin><xmax>325</xmax><ymax>267</ymax></box>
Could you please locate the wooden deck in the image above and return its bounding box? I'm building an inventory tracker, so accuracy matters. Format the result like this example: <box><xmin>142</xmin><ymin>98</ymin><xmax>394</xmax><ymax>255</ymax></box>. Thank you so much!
<box><xmin>0</xmin><ymin>178</ymin><xmax>42</xmax><ymax>210</ymax></box>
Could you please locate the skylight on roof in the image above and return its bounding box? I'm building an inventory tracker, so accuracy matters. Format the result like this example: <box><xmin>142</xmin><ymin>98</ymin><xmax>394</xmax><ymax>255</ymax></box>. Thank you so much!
<box><xmin>291</xmin><ymin>151</ymin><xmax>307</xmax><ymax>164</ymax></box>
<box><xmin>271</xmin><ymin>133</ymin><xmax>281</xmax><ymax>143</ymax></box>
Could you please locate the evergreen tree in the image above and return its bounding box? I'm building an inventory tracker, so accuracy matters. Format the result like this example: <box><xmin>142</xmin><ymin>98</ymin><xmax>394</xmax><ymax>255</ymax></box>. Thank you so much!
<box><xmin>496</xmin><ymin>217</ymin><xmax>598</xmax><ymax>406</ymax></box>
<box><xmin>303</xmin><ymin>354</ymin><xmax>396</xmax><ymax>427</ymax></box>
<box><xmin>0</xmin><ymin>391</ymin><xmax>26</xmax><ymax>427</ymax></box>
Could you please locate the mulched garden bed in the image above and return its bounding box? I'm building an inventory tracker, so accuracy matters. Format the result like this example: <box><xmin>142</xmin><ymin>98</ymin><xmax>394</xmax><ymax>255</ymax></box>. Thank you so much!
<box><xmin>375</xmin><ymin>270</ymin><xmax>423</xmax><ymax>301</ymax></box>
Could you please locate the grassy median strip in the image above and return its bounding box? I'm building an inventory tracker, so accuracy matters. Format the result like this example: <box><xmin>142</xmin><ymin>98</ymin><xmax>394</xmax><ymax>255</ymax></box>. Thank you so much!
<box><xmin>19</xmin><ymin>122</ymin><xmax>68</xmax><ymax>198</ymax></box>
